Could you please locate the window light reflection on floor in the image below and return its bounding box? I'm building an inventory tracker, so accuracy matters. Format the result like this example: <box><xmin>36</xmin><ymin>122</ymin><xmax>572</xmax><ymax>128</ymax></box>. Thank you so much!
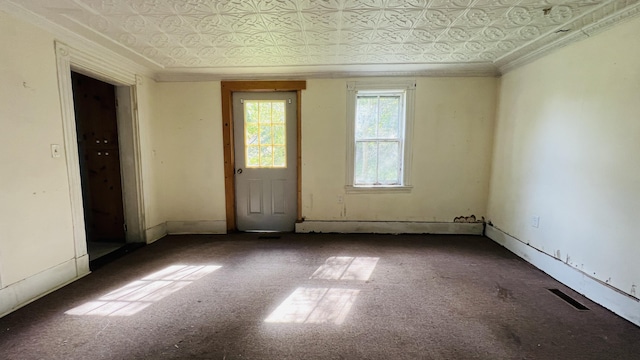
<box><xmin>265</xmin><ymin>287</ymin><xmax>360</xmax><ymax>325</ymax></box>
<box><xmin>310</xmin><ymin>256</ymin><xmax>379</xmax><ymax>281</ymax></box>
<box><xmin>65</xmin><ymin>264</ymin><xmax>221</xmax><ymax>317</ymax></box>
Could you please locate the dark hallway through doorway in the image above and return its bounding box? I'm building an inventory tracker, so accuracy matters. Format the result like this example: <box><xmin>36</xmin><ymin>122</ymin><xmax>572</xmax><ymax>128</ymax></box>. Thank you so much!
<box><xmin>71</xmin><ymin>72</ymin><xmax>126</xmax><ymax>267</ymax></box>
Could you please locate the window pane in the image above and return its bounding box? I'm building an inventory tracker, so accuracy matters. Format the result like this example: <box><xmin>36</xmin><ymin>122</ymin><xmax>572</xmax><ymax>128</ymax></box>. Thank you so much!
<box><xmin>246</xmin><ymin>124</ymin><xmax>259</xmax><ymax>145</ymax></box>
<box><xmin>245</xmin><ymin>102</ymin><xmax>259</xmax><ymax>123</ymax></box>
<box><xmin>378</xmin><ymin>142</ymin><xmax>400</xmax><ymax>184</ymax></box>
<box><xmin>247</xmin><ymin>146</ymin><xmax>260</xmax><ymax>167</ymax></box>
<box><xmin>378</xmin><ymin>96</ymin><xmax>400</xmax><ymax>138</ymax></box>
<box><xmin>244</xmin><ymin>100</ymin><xmax>287</xmax><ymax>168</ymax></box>
<box><xmin>273</xmin><ymin>125</ymin><xmax>285</xmax><ymax>145</ymax></box>
<box><xmin>259</xmin><ymin>102</ymin><xmax>272</xmax><ymax>124</ymax></box>
<box><xmin>355</xmin><ymin>141</ymin><xmax>378</xmax><ymax>185</ymax></box>
<box><xmin>260</xmin><ymin>124</ymin><xmax>272</xmax><ymax>144</ymax></box>
<box><xmin>273</xmin><ymin>146</ymin><xmax>286</xmax><ymax>167</ymax></box>
<box><xmin>356</xmin><ymin>96</ymin><xmax>378</xmax><ymax>139</ymax></box>
<box><xmin>260</xmin><ymin>145</ymin><xmax>273</xmax><ymax>167</ymax></box>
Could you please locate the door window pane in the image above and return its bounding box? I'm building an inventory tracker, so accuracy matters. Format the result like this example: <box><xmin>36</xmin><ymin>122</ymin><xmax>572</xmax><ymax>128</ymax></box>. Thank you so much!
<box><xmin>244</xmin><ymin>100</ymin><xmax>287</xmax><ymax>168</ymax></box>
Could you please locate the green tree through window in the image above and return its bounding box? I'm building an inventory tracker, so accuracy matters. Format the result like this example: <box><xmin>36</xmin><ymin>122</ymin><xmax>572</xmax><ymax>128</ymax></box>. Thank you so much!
<box><xmin>244</xmin><ymin>100</ymin><xmax>286</xmax><ymax>168</ymax></box>
<box><xmin>354</xmin><ymin>93</ymin><xmax>404</xmax><ymax>185</ymax></box>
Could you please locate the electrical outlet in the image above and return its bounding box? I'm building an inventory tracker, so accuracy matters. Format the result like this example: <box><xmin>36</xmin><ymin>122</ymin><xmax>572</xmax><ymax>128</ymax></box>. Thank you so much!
<box><xmin>337</xmin><ymin>195</ymin><xmax>344</xmax><ymax>204</ymax></box>
<box><xmin>532</xmin><ymin>216</ymin><xmax>540</xmax><ymax>228</ymax></box>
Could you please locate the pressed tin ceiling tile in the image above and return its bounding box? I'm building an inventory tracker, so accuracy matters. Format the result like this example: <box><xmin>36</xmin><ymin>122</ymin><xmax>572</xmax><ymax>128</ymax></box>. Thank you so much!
<box><xmin>3</xmin><ymin>0</ymin><xmax>639</xmax><ymax>77</ymax></box>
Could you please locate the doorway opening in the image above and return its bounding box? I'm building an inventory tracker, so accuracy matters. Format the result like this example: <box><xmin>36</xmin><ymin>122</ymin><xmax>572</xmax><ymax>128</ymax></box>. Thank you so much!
<box><xmin>55</xmin><ymin>42</ymin><xmax>146</xmax><ymax>276</ymax></box>
<box><xmin>71</xmin><ymin>72</ymin><xmax>141</xmax><ymax>268</ymax></box>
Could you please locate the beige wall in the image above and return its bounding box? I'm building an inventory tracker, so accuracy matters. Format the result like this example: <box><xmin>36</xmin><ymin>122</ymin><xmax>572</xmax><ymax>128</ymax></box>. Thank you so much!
<box><xmin>151</xmin><ymin>82</ymin><xmax>226</xmax><ymax>224</ymax></box>
<box><xmin>136</xmin><ymin>76</ymin><xmax>164</xmax><ymax>229</ymax></box>
<box><xmin>488</xmin><ymin>15</ymin><xmax>640</xmax><ymax>297</ymax></box>
<box><xmin>143</xmin><ymin>77</ymin><xmax>498</xmax><ymax>229</ymax></box>
<box><xmin>302</xmin><ymin>77</ymin><xmax>497</xmax><ymax>222</ymax></box>
<box><xmin>0</xmin><ymin>11</ymin><xmax>75</xmax><ymax>286</ymax></box>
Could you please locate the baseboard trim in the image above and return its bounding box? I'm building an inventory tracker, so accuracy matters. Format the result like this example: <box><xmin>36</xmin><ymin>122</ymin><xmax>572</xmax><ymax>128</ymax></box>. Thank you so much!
<box><xmin>75</xmin><ymin>254</ymin><xmax>90</xmax><ymax>278</ymax></box>
<box><xmin>145</xmin><ymin>222</ymin><xmax>167</xmax><ymax>244</ymax></box>
<box><xmin>0</xmin><ymin>259</ymin><xmax>85</xmax><ymax>318</ymax></box>
<box><xmin>295</xmin><ymin>220</ymin><xmax>483</xmax><ymax>235</ymax></box>
<box><xmin>166</xmin><ymin>220</ymin><xmax>227</xmax><ymax>235</ymax></box>
<box><xmin>486</xmin><ymin>225</ymin><xmax>640</xmax><ymax>327</ymax></box>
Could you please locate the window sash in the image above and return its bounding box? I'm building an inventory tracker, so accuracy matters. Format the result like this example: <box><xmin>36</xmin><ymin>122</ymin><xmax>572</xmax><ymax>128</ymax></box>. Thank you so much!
<box><xmin>353</xmin><ymin>92</ymin><xmax>405</xmax><ymax>186</ymax></box>
<box><xmin>346</xmin><ymin>80</ymin><xmax>415</xmax><ymax>191</ymax></box>
<box><xmin>354</xmin><ymin>140</ymin><xmax>402</xmax><ymax>185</ymax></box>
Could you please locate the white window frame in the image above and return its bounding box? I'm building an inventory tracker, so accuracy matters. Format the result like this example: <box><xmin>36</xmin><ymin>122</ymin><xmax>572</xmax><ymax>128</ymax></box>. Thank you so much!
<box><xmin>346</xmin><ymin>80</ymin><xmax>415</xmax><ymax>193</ymax></box>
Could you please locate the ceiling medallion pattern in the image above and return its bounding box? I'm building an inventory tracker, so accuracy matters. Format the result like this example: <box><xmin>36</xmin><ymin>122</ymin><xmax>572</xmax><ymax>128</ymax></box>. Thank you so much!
<box><xmin>6</xmin><ymin>0</ymin><xmax>637</xmax><ymax>73</ymax></box>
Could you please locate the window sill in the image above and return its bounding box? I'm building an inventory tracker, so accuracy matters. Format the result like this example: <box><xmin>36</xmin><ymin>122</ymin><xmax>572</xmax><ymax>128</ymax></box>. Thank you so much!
<box><xmin>345</xmin><ymin>185</ymin><xmax>413</xmax><ymax>194</ymax></box>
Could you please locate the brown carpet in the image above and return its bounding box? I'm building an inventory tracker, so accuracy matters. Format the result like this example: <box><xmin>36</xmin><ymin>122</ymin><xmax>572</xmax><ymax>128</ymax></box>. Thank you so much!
<box><xmin>0</xmin><ymin>233</ymin><xmax>638</xmax><ymax>359</ymax></box>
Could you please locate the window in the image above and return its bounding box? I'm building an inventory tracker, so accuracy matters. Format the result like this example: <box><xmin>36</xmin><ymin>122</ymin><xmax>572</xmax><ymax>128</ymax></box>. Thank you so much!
<box><xmin>346</xmin><ymin>80</ymin><xmax>415</xmax><ymax>191</ymax></box>
<box><xmin>244</xmin><ymin>100</ymin><xmax>287</xmax><ymax>168</ymax></box>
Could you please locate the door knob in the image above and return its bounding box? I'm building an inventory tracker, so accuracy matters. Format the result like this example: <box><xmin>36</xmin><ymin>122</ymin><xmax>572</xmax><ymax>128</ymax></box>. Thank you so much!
<box><xmin>236</xmin><ymin>168</ymin><xmax>243</xmax><ymax>174</ymax></box>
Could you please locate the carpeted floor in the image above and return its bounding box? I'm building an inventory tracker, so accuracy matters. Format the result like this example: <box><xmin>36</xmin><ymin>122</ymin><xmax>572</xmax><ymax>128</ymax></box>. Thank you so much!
<box><xmin>0</xmin><ymin>233</ymin><xmax>638</xmax><ymax>359</ymax></box>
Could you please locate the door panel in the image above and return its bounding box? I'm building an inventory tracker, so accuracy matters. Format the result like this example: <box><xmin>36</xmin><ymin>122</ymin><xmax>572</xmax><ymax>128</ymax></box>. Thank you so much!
<box><xmin>72</xmin><ymin>72</ymin><xmax>126</xmax><ymax>242</ymax></box>
<box><xmin>272</xmin><ymin>180</ymin><xmax>286</xmax><ymax>215</ymax></box>
<box><xmin>233</xmin><ymin>92</ymin><xmax>297</xmax><ymax>231</ymax></box>
<box><xmin>248</xmin><ymin>179</ymin><xmax>263</xmax><ymax>214</ymax></box>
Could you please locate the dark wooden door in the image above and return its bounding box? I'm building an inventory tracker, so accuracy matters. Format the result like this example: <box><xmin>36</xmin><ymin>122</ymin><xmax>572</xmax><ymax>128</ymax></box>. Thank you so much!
<box><xmin>71</xmin><ymin>72</ymin><xmax>125</xmax><ymax>242</ymax></box>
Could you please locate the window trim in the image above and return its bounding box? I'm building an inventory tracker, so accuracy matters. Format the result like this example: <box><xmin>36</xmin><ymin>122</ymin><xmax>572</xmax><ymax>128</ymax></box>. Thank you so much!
<box><xmin>346</xmin><ymin>80</ymin><xmax>415</xmax><ymax>193</ymax></box>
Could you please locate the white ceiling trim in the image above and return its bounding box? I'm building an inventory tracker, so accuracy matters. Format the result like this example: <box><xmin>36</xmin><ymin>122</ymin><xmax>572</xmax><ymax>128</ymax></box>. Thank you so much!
<box><xmin>0</xmin><ymin>0</ymin><xmax>154</xmax><ymax>79</ymax></box>
<box><xmin>498</xmin><ymin>0</ymin><xmax>640</xmax><ymax>73</ymax></box>
<box><xmin>155</xmin><ymin>62</ymin><xmax>500</xmax><ymax>82</ymax></box>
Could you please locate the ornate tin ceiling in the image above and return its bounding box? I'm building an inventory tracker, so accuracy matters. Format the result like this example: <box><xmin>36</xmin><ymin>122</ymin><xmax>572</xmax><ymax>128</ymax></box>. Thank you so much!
<box><xmin>3</xmin><ymin>0</ymin><xmax>639</xmax><ymax>78</ymax></box>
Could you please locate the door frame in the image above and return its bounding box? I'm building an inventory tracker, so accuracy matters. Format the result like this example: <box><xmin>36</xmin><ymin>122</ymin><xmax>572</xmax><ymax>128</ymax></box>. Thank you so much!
<box><xmin>221</xmin><ymin>81</ymin><xmax>306</xmax><ymax>232</ymax></box>
<box><xmin>55</xmin><ymin>41</ymin><xmax>146</xmax><ymax>276</ymax></box>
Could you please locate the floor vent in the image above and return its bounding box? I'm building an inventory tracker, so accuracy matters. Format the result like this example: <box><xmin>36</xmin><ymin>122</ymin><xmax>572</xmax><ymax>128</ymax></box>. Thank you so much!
<box><xmin>548</xmin><ymin>288</ymin><xmax>589</xmax><ymax>310</ymax></box>
<box><xmin>258</xmin><ymin>235</ymin><xmax>281</xmax><ymax>239</ymax></box>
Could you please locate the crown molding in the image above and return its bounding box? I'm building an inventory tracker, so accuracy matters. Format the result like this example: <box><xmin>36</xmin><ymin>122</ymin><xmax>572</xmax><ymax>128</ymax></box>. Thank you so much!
<box><xmin>497</xmin><ymin>0</ymin><xmax>640</xmax><ymax>74</ymax></box>
<box><xmin>0</xmin><ymin>0</ymin><xmax>155</xmax><ymax>79</ymax></box>
<box><xmin>154</xmin><ymin>63</ymin><xmax>499</xmax><ymax>82</ymax></box>
<box><xmin>57</xmin><ymin>41</ymin><xmax>135</xmax><ymax>86</ymax></box>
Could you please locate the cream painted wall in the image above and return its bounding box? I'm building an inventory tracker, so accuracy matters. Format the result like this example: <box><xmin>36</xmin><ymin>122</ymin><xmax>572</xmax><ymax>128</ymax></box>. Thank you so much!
<box><xmin>151</xmin><ymin>82</ymin><xmax>226</xmax><ymax>224</ymax></box>
<box><xmin>488</xmin><ymin>15</ymin><xmax>640</xmax><ymax>298</ymax></box>
<box><xmin>137</xmin><ymin>76</ymin><xmax>165</xmax><ymax>230</ymax></box>
<box><xmin>0</xmin><ymin>11</ymin><xmax>75</xmax><ymax>286</ymax></box>
<box><xmin>302</xmin><ymin>77</ymin><xmax>497</xmax><ymax>222</ymax></box>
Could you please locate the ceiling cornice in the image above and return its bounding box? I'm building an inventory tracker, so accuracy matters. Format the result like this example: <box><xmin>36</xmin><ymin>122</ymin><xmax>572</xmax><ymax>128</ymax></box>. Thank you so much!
<box><xmin>0</xmin><ymin>0</ymin><xmax>155</xmax><ymax>79</ymax></box>
<box><xmin>154</xmin><ymin>63</ymin><xmax>500</xmax><ymax>82</ymax></box>
<box><xmin>497</xmin><ymin>0</ymin><xmax>640</xmax><ymax>73</ymax></box>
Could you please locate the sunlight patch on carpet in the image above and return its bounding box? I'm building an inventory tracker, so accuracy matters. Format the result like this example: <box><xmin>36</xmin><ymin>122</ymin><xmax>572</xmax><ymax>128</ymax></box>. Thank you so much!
<box><xmin>265</xmin><ymin>287</ymin><xmax>360</xmax><ymax>325</ymax></box>
<box><xmin>65</xmin><ymin>264</ymin><xmax>221</xmax><ymax>316</ymax></box>
<box><xmin>310</xmin><ymin>256</ymin><xmax>379</xmax><ymax>281</ymax></box>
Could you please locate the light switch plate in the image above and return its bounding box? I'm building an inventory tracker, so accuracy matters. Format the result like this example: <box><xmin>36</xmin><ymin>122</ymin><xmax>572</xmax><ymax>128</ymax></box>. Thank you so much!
<box><xmin>51</xmin><ymin>144</ymin><xmax>61</xmax><ymax>158</ymax></box>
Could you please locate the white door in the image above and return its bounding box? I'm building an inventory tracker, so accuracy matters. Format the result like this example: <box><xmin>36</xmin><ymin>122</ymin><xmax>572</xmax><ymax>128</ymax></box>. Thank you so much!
<box><xmin>233</xmin><ymin>92</ymin><xmax>297</xmax><ymax>231</ymax></box>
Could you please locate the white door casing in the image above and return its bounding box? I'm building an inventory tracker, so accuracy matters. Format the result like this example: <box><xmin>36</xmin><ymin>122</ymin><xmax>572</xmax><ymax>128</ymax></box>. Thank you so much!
<box><xmin>55</xmin><ymin>41</ymin><xmax>146</xmax><ymax>276</ymax></box>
